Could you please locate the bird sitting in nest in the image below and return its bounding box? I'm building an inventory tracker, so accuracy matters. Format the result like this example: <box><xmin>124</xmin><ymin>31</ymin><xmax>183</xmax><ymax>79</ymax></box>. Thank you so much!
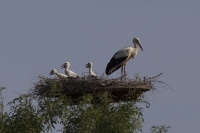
<box><xmin>49</xmin><ymin>69</ymin><xmax>68</xmax><ymax>79</ymax></box>
<box><xmin>60</xmin><ymin>62</ymin><xmax>79</xmax><ymax>78</ymax></box>
<box><xmin>85</xmin><ymin>62</ymin><xmax>97</xmax><ymax>78</ymax></box>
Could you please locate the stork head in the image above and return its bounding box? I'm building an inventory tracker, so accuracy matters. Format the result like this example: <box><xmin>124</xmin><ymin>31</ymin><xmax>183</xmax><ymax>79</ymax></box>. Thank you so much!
<box><xmin>85</xmin><ymin>62</ymin><xmax>93</xmax><ymax>68</ymax></box>
<box><xmin>61</xmin><ymin>62</ymin><xmax>70</xmax><ymax>69</ymax></box>
<box><xmin>49</xmin><ymin>69</ymin><xmax>57</xmax><ymax>75</ymax></box>
<box><xmin>133</xmin><ymin>37</ymin><xmax>143</xmax><ymax>51</ymax></box>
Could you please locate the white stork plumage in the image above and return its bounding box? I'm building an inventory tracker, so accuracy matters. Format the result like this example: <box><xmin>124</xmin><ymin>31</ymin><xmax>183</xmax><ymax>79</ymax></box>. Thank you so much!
<box><xmin>85</xmin><ymin>62</ymin><xmax>97</xmax><ymax>78</ymax></box>
<box><xmin>49</xmin><ymin>69</ymin><xmax>68</xmax><ymax>79</ymax></box>
<box><xmin>60</xmin><ymin>62</ymin><xmax>78</xmax><ymax>78</ymax></box>
<box><xmin>105</xmin><ymin>37</ymin><xmax>143</xmax><ymax>76</ymax></box>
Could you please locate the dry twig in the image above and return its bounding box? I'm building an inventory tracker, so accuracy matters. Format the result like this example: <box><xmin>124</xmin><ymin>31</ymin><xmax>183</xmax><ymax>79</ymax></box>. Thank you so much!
<box><xmin>32</xmin><ymin>73</ymin><xmax>165</xmax><ymax>97</ymax></box>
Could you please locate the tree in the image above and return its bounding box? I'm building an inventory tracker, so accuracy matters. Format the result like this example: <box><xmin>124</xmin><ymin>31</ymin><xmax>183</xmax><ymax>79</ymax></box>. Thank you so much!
<box><xmin>0</xmin><ymin>77</ymin><xmax>170</xmax><ymax>133</ymax></box>
<box><xmin>150</xmin><ymin>125</ymin><xmax>171</xmax><ymax>133</ymax></box>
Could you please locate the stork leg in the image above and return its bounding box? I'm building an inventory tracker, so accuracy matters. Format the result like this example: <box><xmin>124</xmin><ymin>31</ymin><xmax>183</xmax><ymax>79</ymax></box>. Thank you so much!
<box><xmin>124</xmin><ymin>63</ymin><xmax>126</xmax><ymax>81</ymax></box>
<box><xmin>120</xmin><ymin>65</ymin><xmax>124</xmax><ymax>81</ymax></box>
<box><xmin>124</xmin><ymin>63</ymin><xmax>126</xmax><ymax>75</ymax></box>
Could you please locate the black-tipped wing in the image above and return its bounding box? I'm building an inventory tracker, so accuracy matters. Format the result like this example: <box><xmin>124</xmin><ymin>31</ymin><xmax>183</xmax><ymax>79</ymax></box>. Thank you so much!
<box><xmin>105</xmin><ymin>47</ymin><xmax>131</xmax><ymax>75</ymax></box>
<box><xmin>105</xmin><ymin>56</ymin><xmax>127</xmax><ymax>75</ymax></box>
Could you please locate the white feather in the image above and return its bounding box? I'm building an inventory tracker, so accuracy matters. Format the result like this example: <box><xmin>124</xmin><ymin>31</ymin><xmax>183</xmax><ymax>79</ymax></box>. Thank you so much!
<box><xmin>105</xmin><ymin>37</ymin><xmax>143</xmax><ymax>75</ymax></box>
<box><xmin>61</xmin><ymin>62</ymin><xmax>78</xmax><ymax>78</ymax></box>
<box><xmin>49</xmin><ymin>69</ymin><xmax>68</xmax><ymax>79</ymax></box>
<box><xmin>85</xmin><ymin>62</ymin><xmax>97</xmax><ymax>77</ymax></box>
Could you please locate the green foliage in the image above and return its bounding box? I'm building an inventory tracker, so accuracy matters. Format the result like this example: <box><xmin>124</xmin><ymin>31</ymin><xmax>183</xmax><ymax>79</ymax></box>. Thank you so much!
<box><xmin>0</xmin><ymin>86</ymin><xmax>170</xmax><ymax>133</ymax></box>
<box><xmin>0</xmin><ymin>87</ymin><xmax>6</xmax><ymax>133</ymax></box>
<box><xmin>62</xmin><ymin>92</ymin><xmax>144</xmax><ymax>133</ymax></box>
<box><xmin>2</xmin><ymin>93</ymin><xmax>44</xmax><ymax>133</ymax></box>
<box><xmin>150</xmin><ymin>125</ymin><xmax>171</xmax><ymax>133</ymax></box>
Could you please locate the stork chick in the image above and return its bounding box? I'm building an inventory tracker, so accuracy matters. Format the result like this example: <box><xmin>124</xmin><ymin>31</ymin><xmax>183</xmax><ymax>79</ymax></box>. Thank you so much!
<box><xmin>49</xmin><ymin>69</ymin><xmax>68</xmax><ymax>79</ymax></box>
<box><xmin>85</xmin><ymin>62</ymin><xmax>97</xmax><ymax>78</ymax></box>
<box><xmin>60</xmin><ymin>62</ymin><xmax>78</xmax><ymax>78</ymax></box>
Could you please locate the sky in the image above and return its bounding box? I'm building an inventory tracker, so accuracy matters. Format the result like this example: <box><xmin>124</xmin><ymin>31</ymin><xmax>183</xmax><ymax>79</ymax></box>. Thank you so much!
<box><xmin>0</xmin><ymin>1</ymin><xmax>200</xmax><ymax>132</ymax></box>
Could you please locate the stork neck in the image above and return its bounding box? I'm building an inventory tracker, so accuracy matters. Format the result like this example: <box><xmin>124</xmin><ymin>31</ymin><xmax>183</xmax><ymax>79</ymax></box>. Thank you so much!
<box><xmin>66</xmin><ymin>66</ymin><xmax>69</xmax><ymax>70</ymax></box>
<box><xmin>89</xmin><ymin>66</ymin><xmax>92</xmax><ymax>74</ymax></box>
<box><xmin>55</xmin><ymin>72</ymin><xmax>59</xmax><ymax>77</ymax></box>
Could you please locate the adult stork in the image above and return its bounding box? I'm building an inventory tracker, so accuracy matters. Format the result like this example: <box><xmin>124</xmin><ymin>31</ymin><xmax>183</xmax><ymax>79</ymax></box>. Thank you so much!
<box><xmin>49</xmin><ymin>69</ymin><xmax>68</xmax><ymax>79</ymax></box>
<box><xmin>85</xmin><ymin>62</ymin><xmax>97</xmax><ymax>78</ymax></box>
<box><xmin>105</xmin><ymin>37</ymin><xmax>143</xmax><ymax>77</ymax></box>
<box><xmin>60</xmin><ymin>62</ymin><xmax>78</xmax><ymax>78</ymax></box>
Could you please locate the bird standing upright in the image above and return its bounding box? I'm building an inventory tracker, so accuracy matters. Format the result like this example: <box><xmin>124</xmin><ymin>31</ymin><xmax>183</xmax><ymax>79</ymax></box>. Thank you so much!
<box><xmin>105</xmin><ymin>37</ymin><xmax>143</xmax><ymax>77</ymax></box>
<box><xmin>60</xmin><ymin>62</ymin><xmax>78</xmax><ymax>78</ymax></box>
<box><xmin>85</xmin><ymin>62</ymin><xmax>97</xmax><ymax>78</ymax></box>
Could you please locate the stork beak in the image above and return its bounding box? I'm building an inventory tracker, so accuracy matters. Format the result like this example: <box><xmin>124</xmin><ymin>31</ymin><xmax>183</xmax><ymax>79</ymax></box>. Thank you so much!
<box><xmin>85</xmin><ymin>63</ymin><xmax>89</xmax><ymax>68</ymax></box>
<box><xmin>49</xmin><ymin>70</ymin><xmax>53</xmax><ymax>75</ymax></box>
<box><xmin>60</xmin><ymin>64</ymin><xmax>65</xmax><ymax>68</ymax></box>
<box><xmin>138</xmin><ymin>42</ymin><xmax>143</xmax><ymax>51</ymax></box>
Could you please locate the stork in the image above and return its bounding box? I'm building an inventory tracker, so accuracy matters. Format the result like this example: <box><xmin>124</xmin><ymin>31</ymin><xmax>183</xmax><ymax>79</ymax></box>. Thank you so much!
<box><xmin>85</xmin><ymin>62</ymin><xmax>97</xmax><ymax>78</ymax></box>
<box><xmin>60</xmin><ymin>62</ymin><xmax>78</xmax><ymax>78</ymax></box>
<box><xmin>49</xmin><ymin>69</ymin><xmax>68</xmax><ymax>79</ymax></box>
<box><xmin>105</xmin><ymin>37</ymin><xmax>143</xmax><ymax>77</ymax></box>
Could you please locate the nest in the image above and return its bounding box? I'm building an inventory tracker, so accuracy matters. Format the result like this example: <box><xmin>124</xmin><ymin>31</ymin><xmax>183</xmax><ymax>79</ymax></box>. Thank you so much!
<box><xmin>32</xmin><ymin>73</ymin><xmax>163</xmax><ymax>103</ymax></box>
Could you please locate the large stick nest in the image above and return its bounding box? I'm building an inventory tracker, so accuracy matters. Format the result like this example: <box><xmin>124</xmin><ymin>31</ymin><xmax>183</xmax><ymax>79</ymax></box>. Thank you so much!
<box><xmin>32</xmin><ymin>73</ymin><xmax>163</xmax><ymax>97</ymax></box>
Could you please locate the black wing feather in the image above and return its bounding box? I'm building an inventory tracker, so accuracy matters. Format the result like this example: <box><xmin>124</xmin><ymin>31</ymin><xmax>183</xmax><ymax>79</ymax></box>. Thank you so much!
<box><xmin>105</xmin><ymin>52</ymin><xmax>128</xmax><ymax>75</ymax></box>
<box><xmin>105</xmin><ymin>47</ymin><xmax>132</xmax><ymax>75</ymax></box>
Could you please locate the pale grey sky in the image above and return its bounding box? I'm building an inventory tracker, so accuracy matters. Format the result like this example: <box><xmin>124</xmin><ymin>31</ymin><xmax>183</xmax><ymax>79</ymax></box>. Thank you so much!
<box><xmin>0</xmin><ymin>1</ymin><xmax>200</xmax><ymax>132</ymax></box>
